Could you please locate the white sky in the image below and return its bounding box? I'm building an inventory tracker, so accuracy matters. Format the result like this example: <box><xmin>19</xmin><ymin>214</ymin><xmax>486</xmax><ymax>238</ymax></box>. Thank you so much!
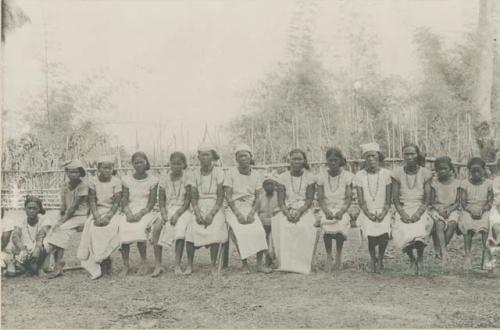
<box><xmin>3</xmin><ymin>0</ymin><xmax>478</xmax><ymax>154</ymax></box>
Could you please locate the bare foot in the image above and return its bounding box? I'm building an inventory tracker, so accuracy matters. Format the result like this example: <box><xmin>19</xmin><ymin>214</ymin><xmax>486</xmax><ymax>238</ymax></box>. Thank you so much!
<box><xmin>47</xmin><ymin>261</ymin><xmax>65</xmax><ymax>279</ymax></box>
<box><xmin>183</xmin><ymin>266</ymin><xmax>193</xmax><ymax>275</ymax></box>
<box><xmin>334</xmin><ymin>259</ymin><xmax>343</xmax><ymax>271</ymax></box>
<box><xmin>377</xmin><ymin>259</ymin><xmax>384</xmax><ymax>272</ymax></box>
<box><xmin>211</xmin><ymin>266</ymin><xmax>219</xmax><ymax>276</ymax></box>
<box><xmin>257</xmin><ymin>265</ymin><xmax>273</xmax><ymax>274</ymax></box>
<box><xmin>137</xmin><ymin>264</ymin><xmax>149</xmax><ymax>276</ymax></box>
<box><xmin>174</xmin><ymin>266</ymin><xmax>183</xmax><ymax>275</ymax></box>
<box><xmin>416</xmin><ymin>259</ymin><xmax>424</xmax><ymax>275</ymax></box>
<box><xmin>464</xmin><ymin>255</ymin><xmax>472</xmax><ymax>271</ymax></box>
<box><xmin>369</xmin><ymin>259</ymin><xmax>377</xmax><ymax>273</ymax></box>
<box><xmin>325</xmin><ymin>257</ymin><xmax>333</xmax><ymax>272</ymax></box>
<box><xmin>240</xmin><ymin>264</ymin><xmax>251</xmax><ymax>274</ymax></box>
<box><xmin>151</xmin><ymin>266</ymin><xmax>163</xmax><ymax>278</ymax></box>
<box><xmin>408</xmin><ymin>260</ymin><xmax>417</xmax><ymax>275</ymax></box>
<box><xmin>120</xmin><ymin>267</ymin><xmax>130</xmax><ymax>277</ymax></box>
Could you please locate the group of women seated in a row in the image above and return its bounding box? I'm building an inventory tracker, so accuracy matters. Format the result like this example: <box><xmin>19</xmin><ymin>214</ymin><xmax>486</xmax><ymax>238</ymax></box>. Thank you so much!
<box><xmin>1</xmin><ymin>141</ymin><xmax>500</xmax><ymax>279</ymax></box>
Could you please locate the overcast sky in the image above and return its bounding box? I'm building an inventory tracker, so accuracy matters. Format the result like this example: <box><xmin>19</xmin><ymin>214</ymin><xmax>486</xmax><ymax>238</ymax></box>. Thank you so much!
<box><xmin>3</xmin><ymin>0</ymin><xmax>477</xmax><ymax>153</ymax></box>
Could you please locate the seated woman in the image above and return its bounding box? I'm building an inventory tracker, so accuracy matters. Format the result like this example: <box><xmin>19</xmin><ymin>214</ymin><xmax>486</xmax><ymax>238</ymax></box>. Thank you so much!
<box><xmin>45</xmin><ymin>160</ymin><xmax>89</xmax><ymax>278</ymax></box>
<box><xmin>224</xmin><ymin>143</ymin><xmax>270</xmax><ymax>274</ymax></box>
<box><xmin>185</xmin><ymin>143</ymin><xmax>228</xmax><ymax>275</ymax></box>
<box><xmin>77</xmin><ymin>156</ymin><xmax>123</xmax><ymax>279</ymax></box>
<box><xmin>460</xmin><ymin>157</ymin><xmax>493</xmax><ymax>270</ymax></box>
<box><xmin>119</xmin><ymin>152</ymin><xmax>159</xmax><ymax>276</ymax></box>
<box><xmin>4</xmin><ymin>196</ymin><xmax>52</xmax><ymax>277</ymax></box>
<box><xmin>151</xmin><ymin>151</ymin><xmax>193</xmax><ymax>277</ymax></box>
<box><xmin>273</xmin><ymin>149</ymin><xmax>319</xmax><ymax>274</ymax></box>
<box><xmin>317</xmin><ymin>147</ymin><xmax>353</xmax><ymax>272</ymax></box>
<box><xmin>392</xmin><ymin>144</ymin><xmax>433</xmax><ymax>275</ymax></box>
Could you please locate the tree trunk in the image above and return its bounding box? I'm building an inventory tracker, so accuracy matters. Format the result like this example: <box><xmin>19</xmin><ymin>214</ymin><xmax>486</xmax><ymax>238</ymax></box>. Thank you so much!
<box><xmin>474</xmin><ymin>0</ymin><xmax>496</xmax><ymax>161</ymax></box>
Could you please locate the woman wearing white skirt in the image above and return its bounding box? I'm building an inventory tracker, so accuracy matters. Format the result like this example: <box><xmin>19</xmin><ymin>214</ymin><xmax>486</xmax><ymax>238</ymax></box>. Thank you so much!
<box><xmin>354</xmin><ymin>143</ymin><xmax>392</xmax><ymax>273</ymax></box>
<box><xmin>151</xmin><ymin>152</ymin><xmax>193</xmax><ymax>277</ymax></box>
<box><xmin>120</xmin><ymin>152</ymin><xmax>159</xmax><ymax>276</ymax></box>
<box><xmin>224</xmin><ymin>144</ymin><xmax>271</xmax><ymax>274</ymax></box>
<box><xmin>486</xmin><ymin>161</ymin><xmax>500</xmax><ymax>270</ymax></box>
<box><xmin>77</xmin><ymin>156</ymin><xmax>123</xmax><ymax>279</ymax></box>
<box><xmin>317</xmin><ymin>147</ymin><xmax>353</xmax><ymax>272</ymax></box>
<box><xmin>392</xmin><ymin>144</ymin><xmax>433</xmax><ymax>275</ymax></box>
<box><xmin>274</xmin><ymin>149</ymin><xmax>319</xmax><ymax>275</ymax></box>
<box><xmin>185</xmin><ymin>143</ymin><xmax>228</xmax><ymax>275</ymax></box>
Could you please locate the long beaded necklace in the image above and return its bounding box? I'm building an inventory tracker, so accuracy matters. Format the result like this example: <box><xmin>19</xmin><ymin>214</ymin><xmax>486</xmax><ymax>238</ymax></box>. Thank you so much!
<box><xmin>328</xmin><ymin>170</ymin><xmax>341</xmax><ymax>194</ymax></box>
<box><xmin>25</xmin><ymin>219</ymin><xmax>39</xmax><ymax>245</ymax></box>
<box><xmin>366</xmin><ymin>170</ymin><xmax>380</xmax><ymax>202</ymax></box>
<box><xmin>290</xmin><ymin>172</ymin><xmax>303</xmax><ymax>195</ymax></box>
<box><xmin>405</xmin><ymin>166</ymin><xmax>418</xmax><ymax>190</ymax></box>
<box><xmin>199</xmin><ymin>168</ymin><xmax>214</xmax><ymax>195</ymax></box>
<box><xmin>169</xmin><ymin>172</ymin><xmax>183</xmax><ymax>200</ymax></box>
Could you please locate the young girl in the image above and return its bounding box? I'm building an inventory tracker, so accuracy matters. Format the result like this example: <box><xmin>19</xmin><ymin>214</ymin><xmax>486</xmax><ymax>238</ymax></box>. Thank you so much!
<box><xmin>353</xmin><ymin>143</ymin><xmax>392</xmax><ymax>273</ymax></box>
<box><xmin>486</xmin><ymin>153</ymin><xmax>500</xmax><ymax>269</ymax></box>
<box><xmin>274</xmin><ymin>149</ymin><xmax>318</xmax><ymax>274</ymax></box>
<box><xmin>185</xmin><ymin>143</ymin><xmax>227</xmax><ymax>275</ymax></box>
<box><xmin>459</xmin><ymin>157</ymin><xmax>493</xmax><ymax>270</ymax></box>
<box><xmin>429</xmin><ymin>156</ymin><xmax>461</xmax><ymax>265</ymax></box>
<box><xmin>151</xmin><ymin>152</ymin><xmax>192</xmax><ymax>277</ymax></box>
<box><xmin>120</xmin><ymin>152</ymin><xmax>159</xmax><ymax>276</ymax></box>
<box><xmin>224</xmin><ymin>144</ymin><xmax>271</xmax><ymax>274</ymax></box>
<box><xmin>392</xmin><ymin>144</ymin><xmax>433</xmax><ymax>275</ymax></box>
<box><xmin>45</xmin><ymin>160</ymin><xmax>89</xmax><ymax>278</ymax></box>
<box><xmin>77</xmin><ymin>156</ymin><xmax>123</xmax><ymax>279</ymax></box>
<box><xmin>317</xmin><ymin>147</ymin><xmax>353</xmax><ymax>272</ymax></box>
<box><xmin>4</xmin><ymin>196</ymin><xmax>51</xmax><ymax>277</ymax></box>
<box><xmin>257</xmin><ymin>174</ymin><xmax>280</xmax><ymax>266</ymax></box>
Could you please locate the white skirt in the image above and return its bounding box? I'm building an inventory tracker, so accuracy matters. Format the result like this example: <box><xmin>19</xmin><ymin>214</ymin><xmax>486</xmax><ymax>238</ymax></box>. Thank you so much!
<box><xmin>459</xmin><ymin>210</ymin><xmax>489</xmax><ymax>234</ymax></box>
<box><xmin>46</xmin><ymin>215</ymin><xmax>87</xmax><ymax>250</ymax></box>
<box><xmin>392</xmin><ymin>205</ymin><xmax>433</xmax><ymax>250</ymax></box>
<box><xmin>272</xmin><ymin>209</ymin><xmax>319</xmax><ymax>274</ymax></box>
<box><xmin>357</xmin><ymin>208</ymin><xmax>391</xmax><ymax>238</ymax></box>
<box><xmin>157</xmin><ymin>205</ymin><xmax>193</xmax><ymax>247</ymax></box>
<box><xmin>487</xmin><ymin>207</ymin><xmax>500</xmax><ymax>248</ymax></box>
<box><xmin>320</xmin><ymin>207</ymin><xmax>351</xmax><ymax>239</ymax></box>
<box><xmin>185</xmin><ymin>199</ymin><xmax>228</xmax><ymax>247</ymax></box>
<box><xmin>226</xmin><ymin>201</ymin><xmax>268</xmax><ymax>260</ymax></box>
<box><xmin>77</xmin><ymin>208</ymin><xmax>123</xmax><ymax>278</ymax></box>
<box><xmin>118</xmin><ymin>211</ymin><xmax>159</xmax><ymax>244</ymax></box>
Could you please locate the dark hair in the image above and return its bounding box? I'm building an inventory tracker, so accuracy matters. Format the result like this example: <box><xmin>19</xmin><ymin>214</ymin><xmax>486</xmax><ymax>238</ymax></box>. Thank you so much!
<box><xmin>24</xmin><ymin>196</ymin><xmax>46</xmax><ymax>215</ymax></box>
<box><xmin>325</xmin><ymin>147</ymin><xmax>347</xmax><ymax>166</ymax></box>
<box><xmin>170</xmin><ymin>151</ymin><xmax>188</xmax><ymax>169</ymax></box>
<box><xmin>467</xmin><ymin>157</ymin><xmax>486</xmax><ymax>170</ymax></box>
<box><xmin>97</xmin><ymin>162</ymin><xmax>118</xmax><ymax>176</ymax></box>
<box><xmin>289</xmin><ymin>148</ymin><xmax>310</xmax><ymax>170</ymax></box>
<box><xmin>65</xmin><ymin>167</ymin><xmax>86</xmax><ymax>178</ymax></box>
<box><xmin>402</xmin><ymin>143</ymin><xmax>425</xmax><ymax>167</ymax></box>
<box><xmin>131</xmin><ymin>151</ymin><xmax>151</xmax><ymax>171</ymax></box>
<box><xmin>434</xmin><ymin>156</ymin><xmax>456</xmax><ymax>175</ymax></box>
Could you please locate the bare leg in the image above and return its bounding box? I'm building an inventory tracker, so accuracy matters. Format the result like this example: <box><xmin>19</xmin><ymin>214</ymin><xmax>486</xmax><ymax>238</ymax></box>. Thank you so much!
<box><xmin>377</xmin><ymin>234</ymin><xmax>389</xmax><ymax>271</ymax></box>
<box><xmin>120</xmin><ymin>244</ymin><xmax>131</xmax><ymax>276</ymax></box>
<box><xmin>323</xmin><ymin>234</ymin><xmax>333</xmax><ymax>272</ymax></box>
<box><xmin>174</xmin><ymin>239</ymin><xmax>185</xmax><ymax>275</ymax></box>
<box><xmin>241</xmin><ymin>258</ymin><xmax>250</xmax><ymax>273</ymax></box>
<box><xmin>431</xmin><ymin>223</ymin><xmax>441</xmax><ymax>259</ymax></box>
<box><xmin>222</xmin><ymin>241</ymin><xmax>229</xmax><ymax>269</ymax></box>
<box><xmin>445</xmin><ymin>222</ymin><xmax>457</xmax><ymax>246</ymax></box>
<box><xmin>184</xmin><ymin>241</ymin><xmax>194</xmax><ymax>275</ymax></box>
<box><xmin>368</xmin><ymin>236</ymin><xmax>377</xmax><ymax>273</ymax></box>
<box><xmin>210</xmin><ymin>243</ymin><xmax>219</xmax><ymax>275</ymax></box>
<box><xmin>415</xmin><ymin>241</ymin><xmax>425</xmax><ymax>275</ymax></box>
<box><xmin>137</xmin><ymin>242</ymin><xmax>148</xmax><ymax>275</ymax></box>
<box><xmin>151</xmin><ymin>245</ymin><xmax>163</xmax><ymax>277</ymax></box>
<box><xmin>481</xmin><ymin>231</ymin><xmax>488</xmax><ymax>270</ymax></box>
<box><xmin>436</xmin><ymin>222</ymin><xmax>448</xmax><ymax>264</ymax></box>
<box><xmin>48</xmin><ymin>247</ymin><xmax>65</xmax><ymax>279</ymax></box>
<box><xmin>334</xmin><ymin>234</ymin><xmax>345</xmax><ymax>270</ymax></box>
<box><xmin>464</xmin><ymin>231</ymin><xmax>473</xmax><ymax>270</ymax></box>
<box><xmin>404</xmin><ymin>245</ymin><xmax>417</xmax><ymax>274</ymax></box>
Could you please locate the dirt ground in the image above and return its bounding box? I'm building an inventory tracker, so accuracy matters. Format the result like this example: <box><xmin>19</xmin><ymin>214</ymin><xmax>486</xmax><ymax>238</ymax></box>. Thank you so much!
<box><xmin>2</xmin><ymin>227</ymin><xmax>500</xmax><ymax>329</ymax></box>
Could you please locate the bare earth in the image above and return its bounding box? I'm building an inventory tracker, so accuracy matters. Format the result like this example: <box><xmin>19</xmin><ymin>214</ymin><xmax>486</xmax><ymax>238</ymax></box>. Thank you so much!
<box><xmin>2</xmin><ymin>228</ymin><xmax>500</xmax><ymax>329</ymax></box>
